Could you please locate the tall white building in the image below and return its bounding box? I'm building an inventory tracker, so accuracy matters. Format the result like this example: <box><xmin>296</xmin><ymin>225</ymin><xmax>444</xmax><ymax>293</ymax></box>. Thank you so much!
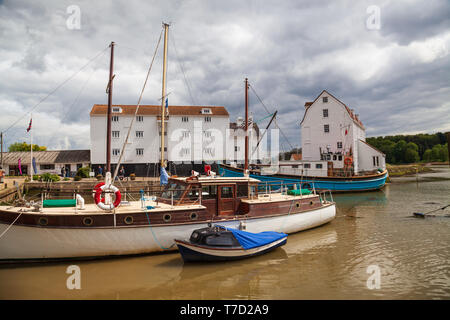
<box><xmin>300</xmin><ymin>90</ymin><xmax>385</xmax><ymax>174</ymax></box>
<box><xmin>90</xmin><ymin>104</ymin><xmax>260</xmax><ymax>175</ymax></box>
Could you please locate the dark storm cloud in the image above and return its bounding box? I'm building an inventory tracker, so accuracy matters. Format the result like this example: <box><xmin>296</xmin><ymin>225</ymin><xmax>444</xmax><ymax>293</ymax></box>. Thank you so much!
<box><xmin>0</xmin><ymin>0</ymin><xmax>449</xmax><ymax>151</ymax></box>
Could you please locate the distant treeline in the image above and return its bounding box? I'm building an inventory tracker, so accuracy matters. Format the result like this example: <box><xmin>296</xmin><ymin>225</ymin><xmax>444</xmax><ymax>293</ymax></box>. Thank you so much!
<box><xmin>367</xmin><ymin>132</ymin><xmax>449</xmax><ymax>164</ymax></box>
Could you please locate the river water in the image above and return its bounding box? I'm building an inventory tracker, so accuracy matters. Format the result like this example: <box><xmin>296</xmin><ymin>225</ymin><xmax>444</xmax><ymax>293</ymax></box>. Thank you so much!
<box><xmin>0</xmin><ymin>166</ymin><xmax>449</xmax><ymax>300</ymax></box>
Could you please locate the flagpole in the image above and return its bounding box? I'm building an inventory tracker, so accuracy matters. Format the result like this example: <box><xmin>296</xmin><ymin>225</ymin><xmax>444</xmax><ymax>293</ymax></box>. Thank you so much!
<box><xmin>30</xmin><ymin>114</ymin><xmax>33</xmax><ymax>182</ymax></box>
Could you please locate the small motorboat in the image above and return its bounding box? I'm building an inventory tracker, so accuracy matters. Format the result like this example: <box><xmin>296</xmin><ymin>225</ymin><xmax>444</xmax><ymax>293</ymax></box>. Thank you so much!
<box><xmin>174</xmin><ymin>225</ymin><xmax>288</xmax><ymax>262</ymax></box>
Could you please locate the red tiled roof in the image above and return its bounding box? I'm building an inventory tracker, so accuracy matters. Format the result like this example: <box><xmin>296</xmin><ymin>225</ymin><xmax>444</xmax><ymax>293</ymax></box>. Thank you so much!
<box><xmin>90</xmin><ymin>105</ymin><xmax>229</xmax><ymax>116</ymax></box>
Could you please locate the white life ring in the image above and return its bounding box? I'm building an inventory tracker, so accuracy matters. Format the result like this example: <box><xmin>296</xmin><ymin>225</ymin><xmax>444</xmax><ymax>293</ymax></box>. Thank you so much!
<box><xmin>94</xmin><ymin>184</ymin><xmax>121</xmax><ymax>210</ymax></box>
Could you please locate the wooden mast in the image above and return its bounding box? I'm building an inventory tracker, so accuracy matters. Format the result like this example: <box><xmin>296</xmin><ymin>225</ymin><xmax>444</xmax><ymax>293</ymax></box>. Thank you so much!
<box><xmin>106</xmin><ymin>41</ymin><xmax>115</xmax><ymax>173</ymax></box>
<box><xmin>244</xmin><ymin>78</ymin><xmax>249</xmax><ymax>175</ymax></box>
<box><xmin>160</xmin><ymin>23</ymin><xmax>169</xmax><ymax>169</ymax></box>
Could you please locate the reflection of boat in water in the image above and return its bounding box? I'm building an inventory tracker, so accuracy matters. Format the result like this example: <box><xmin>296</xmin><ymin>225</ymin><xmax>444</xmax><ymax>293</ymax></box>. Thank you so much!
<box><xmin>332</xmin><ymin>190</ymin><xmax>387</xmax><ymax>205</ymax></box>
<box><xmin>175</xmin><ymin>225</ymin><xmax>287</xmax><ymax>262</ymax></box>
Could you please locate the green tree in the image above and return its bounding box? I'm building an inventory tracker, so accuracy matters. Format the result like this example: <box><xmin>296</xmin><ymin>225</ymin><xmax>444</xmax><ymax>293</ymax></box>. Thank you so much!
<box><xmin>423</xmin><ymin>149</ymin><xmax>433</xmax><ymax>162</ymax></box>
<box><xmin>404</xmin><ymin>148</ymin><xmax>420</xmax><ymax>163</ymax></box>
<box><xmin>8</xmin><ymin>142</ymin><xmax>47</xmax><ymax>152</ymax></box>
<box><xmin>393</xmin><ymin>140</ymin><xmax>407</xmax><ymax>163</ymax></box>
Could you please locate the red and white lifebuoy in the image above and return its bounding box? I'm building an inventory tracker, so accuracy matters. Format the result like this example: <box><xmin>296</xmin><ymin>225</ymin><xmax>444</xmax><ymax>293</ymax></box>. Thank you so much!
<box><xmin>94</xmin><ymin>183</ymin><xmax>121</xmax><ymax>210</ymax></box>
<box><xmin>344</xmin><ymin>157</ymin><xmax>353</xmax><ymax>166</ymax></box>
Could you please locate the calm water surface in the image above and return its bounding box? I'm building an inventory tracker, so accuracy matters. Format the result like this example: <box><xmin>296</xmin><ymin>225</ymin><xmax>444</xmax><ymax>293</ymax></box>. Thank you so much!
<box><xmin>1</xmin><ymin>166</ymin><xmax>449</xmax><ymax>300</ymax></box>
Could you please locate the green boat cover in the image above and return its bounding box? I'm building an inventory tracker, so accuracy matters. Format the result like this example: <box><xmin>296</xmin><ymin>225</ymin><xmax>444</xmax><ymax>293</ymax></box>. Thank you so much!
<box><xmin>43</xmin><ymin>199</ymin><xmax>77</xmax><ymax>207</ymax></box>
<box><xmin>287</xmin><ymin>189</ymin><xmax>312</xmax><ymax>196</ymax></box>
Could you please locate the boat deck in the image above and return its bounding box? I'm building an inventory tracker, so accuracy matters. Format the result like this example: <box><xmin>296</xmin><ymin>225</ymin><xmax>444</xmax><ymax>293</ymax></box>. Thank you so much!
<box><xmin>242</xmin><ymin>193</ymin><xmax>317</xmax><ymax>204</ymax></box>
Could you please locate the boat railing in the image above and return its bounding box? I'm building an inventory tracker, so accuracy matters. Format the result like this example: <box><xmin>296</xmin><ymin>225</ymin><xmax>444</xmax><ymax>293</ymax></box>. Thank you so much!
<box><xmin>257</xmin><ymin>180</ymin><xmax>319</xmax><ymax>197</ymax></box>
<box><xmin>156</xmin><ymin>186</ymin><xmax>202</xmax><ymax>207</ymax></box>
<box><xmin>319</xmin><ymin>190</ymin><xmax>334</xmax><ymax>204</ymax></box>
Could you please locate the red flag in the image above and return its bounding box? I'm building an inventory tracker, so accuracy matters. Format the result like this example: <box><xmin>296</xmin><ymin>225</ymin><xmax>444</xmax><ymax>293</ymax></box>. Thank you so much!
<box><xmin>345</xmin><ymin>129</ymin><xmax>348</xmax><ymax>135</ymax></box>
<box><xmin>27</xmin><ymin>118</ymin><xmax>32</xmax><ymax>132</ymax></box>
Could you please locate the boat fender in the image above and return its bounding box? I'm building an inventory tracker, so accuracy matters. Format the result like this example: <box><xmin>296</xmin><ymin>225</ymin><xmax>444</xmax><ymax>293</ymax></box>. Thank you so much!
<box><xmin>94</xmin><ymin>184</ymin><xmax>121</xmax><ymax>211</ymax></box>
<box><xmin>76</xmin><ymin>194</ymin><xmax>85</xmax><ymax>210</ymax></box>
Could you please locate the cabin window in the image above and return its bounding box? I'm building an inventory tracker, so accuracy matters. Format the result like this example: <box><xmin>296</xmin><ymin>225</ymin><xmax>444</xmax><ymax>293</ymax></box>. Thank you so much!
<box><xmin>40</xmin><ymin>164</ymin><xmax>55</xmax><ymax>170</ymax></box>
<box><xmin>323</xmin><ymin>109</ymin><xmax>328</xmax><ymax>117</ymax></box>
<box><xmin>221</xmin><ymin>186</ymin><xmax>234</xmax><ymax>198</ymax></box>
<box><xmin>337</xmin><ymin>141</ymin><xmax>342</xmax><ymax>149</ymax></box>
<box><xmin>324</xmin><ymin>124</ymin><xmax>330</xmax><ymax>133</ymax></box>
<box><xmin>323</xmin><ymin>97</ymin><xmax>328</xmax><ymax>103</ymax></box>
<box><xmin>237</xmin><ymin>184</ymin><xmax>248</xmax><ymax>197</ymax></box>
<box><xmin>112</xmin><ymin>131</ymin><xmax>120</xmax><ymax>138</ymax></box>
<box><xmin>316</xmin><ymin>164</ymin><xmax>323</xmax><ymax>169</ymax></box>
<box><xmin>162</xmin><ymin>183</ymin><xmax>185</xmax><ymax>200</ymax></box>
<box><xmin>201</xmin><ymin>185</ymin><xmax>217</xmax><ymax>199</ymax></box>
<box><xmin>304</xmin><ymin>163</ymin><xmax>311</xmax><ymax>168</ymax></box>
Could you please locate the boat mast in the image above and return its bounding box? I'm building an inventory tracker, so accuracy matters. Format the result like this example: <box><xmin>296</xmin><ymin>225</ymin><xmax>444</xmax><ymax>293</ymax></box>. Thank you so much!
<box><xmin>160</xmin><ymin>23</ymin><xmax>169</xmax><ymax>169</ymax></box>
<box><xmin>244</xmin><ymin>78</ymin><xmax>249</xmax><ymax>176</ymax></box>
<box><xmin>106</xmin><ymin>41</ymin><xmax>115</xmax><ymax>173</ymax></box>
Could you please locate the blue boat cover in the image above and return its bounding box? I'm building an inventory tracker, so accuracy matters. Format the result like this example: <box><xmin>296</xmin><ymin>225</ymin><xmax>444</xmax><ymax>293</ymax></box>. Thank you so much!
<box><xmin>218</xmin><ymin>226</ymin><xmax>287</xmax><ymax>250</ymax></box>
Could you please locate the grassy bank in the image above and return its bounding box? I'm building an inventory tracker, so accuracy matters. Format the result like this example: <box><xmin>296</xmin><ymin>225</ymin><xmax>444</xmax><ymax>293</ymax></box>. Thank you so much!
<box><xmin>386</xmin><ymin>163</ymin><xmax>434</xmax><ymax>177</ymax></box>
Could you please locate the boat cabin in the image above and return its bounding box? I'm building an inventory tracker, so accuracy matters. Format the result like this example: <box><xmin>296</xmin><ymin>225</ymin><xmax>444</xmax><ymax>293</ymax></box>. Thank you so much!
<box><xmin>158</xmin><ymin>176</ymin><xmax>260</xmax><ymax>216</ymax></box>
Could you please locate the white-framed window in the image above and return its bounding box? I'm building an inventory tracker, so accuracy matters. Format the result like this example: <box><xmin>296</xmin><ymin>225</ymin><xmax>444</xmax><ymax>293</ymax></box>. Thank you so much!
<box><xmin>373</xmin><ymin>156</ymin><xmax>379</xmax><ymax>166</ymax></box>
<box><xmin>337</xmin><ymin>141</ymin><xmax>343</xmax><ymax>149</ymax></box>
<box><xmin>181</xmin><ymin>148</ymin><xmax>190</xmax><ymax>155</ymax></box>
<box><xmin>136</xmin><ymin>116</ymin><xmax>143</xmax><ymax>122</ymax></box>
<box><xmin>112</xmin><ymin>115</ymin><xmax>119</xmax><ymax>122</ymax></box>
<box><xmin>304</xmin><ymin>163</ymin><xmax>311</xmax><ymax>168</ymax></box>
<box><xmin>323</xmin><ymin>109</ymin><xmax>328</xmax><ymax>117</ymax></box>
<box><xmin>112</xmin><ymin>149</ymin><xmax>120</xmax><ymax>156</ymax></box>
<box><xmin>323</xmin><ymin>96</ymin><xmax>328</xmax><ymax>103</ymax></box>
<box><xmin>182</xmin><ymin>131</ymin><xmax>190</xmax><ymax>138</ymax></box>
<box><xmin>201</xmin><ymin>108</ymin><xmax>212</xmax><ymax>114</ymax></box>
<box><xmin>182</xmin><ymin>116</ymin><xmax>189</xmax><ymax>122</ymax></box>
<box><xmin>159</xmin><ymin>147</ymin><xmax>167</xmax><ymax>152</ymax></box>
<box><xmin>136</xmin><ymin>148</ymin><xmax>144</xmax><ymax>156</ymax></box>
<box><xmin>158</xmin><ymin>131</ymin><xmax>167</xmax><ymax>136</ymax></box>
<box><xmin>316</xmin><ymin>163</ymin><xmax>323</xmax><ymax>169</ymax></box>
<box><xmin>136</xmin><ymin>131</ymin><xmax>144</xmax><ymax>138</ymax></box>
<box><xmin>112</xmin><ymin>131</ymin><xmax>120</xmax><ymax>138</ymax></box>
<box><xmin>204</xmin><ymin>147</ymin><xmax>213</xmax><ymax>155</ymax></box>
<box><xmin>204</xmin><ymin>131</ymin><xmax>212</xmax><ymax>138</ymax></box>
<box><xmin>112</xmin><ymin>107</ymin><xmax>122</xmax><ymax>113</ymax></box>
<box><xmin>204</xmin><ymin>116</ymin><xmax>211</xmax><ymax>122</ymax></box>
<box><xmin>234</xmin><ymin>146</ymin><xmax>240</xmax><ymax>152</ymax></box>
<box><xmin>324</xmin><ymin>124</ymin><xmax>330</xmax><ymax>133</ymax></box>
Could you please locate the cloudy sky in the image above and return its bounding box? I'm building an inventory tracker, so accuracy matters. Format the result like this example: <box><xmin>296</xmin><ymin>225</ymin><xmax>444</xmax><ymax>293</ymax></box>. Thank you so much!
<box><xmin>0</xmin><ymin>0</ymin><xmax>449</xmax><ymax>152</ymax></box>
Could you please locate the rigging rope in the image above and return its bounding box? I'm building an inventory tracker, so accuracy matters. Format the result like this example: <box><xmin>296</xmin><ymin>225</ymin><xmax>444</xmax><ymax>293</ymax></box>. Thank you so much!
<box><xmin>112</xmin><ymin>28</ymin><xmax>164</xmax><ymax>181</ymax></box>
<box><xmin>3</xmin><ymin>46</ymin><xmax>110</xmax><ymax>134</ymax></box>
<box><xmin>249</xmin><ymin>84</ymin><xmax>296</xmax><ymax>152</ymax></box>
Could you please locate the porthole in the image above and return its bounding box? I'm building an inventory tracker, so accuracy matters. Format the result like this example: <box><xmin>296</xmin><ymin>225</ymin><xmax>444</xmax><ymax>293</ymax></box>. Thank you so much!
<box><xmin>124</xmin><ymin>216</ymin><xmax>134</xmax><ymax>225</ymax></box>
<box><xmin>83</xmin><ymin>217</ymin><xmax>93</xmax><ymax>226</ymax></box>
<box><xmin>38</xmin><ymin>217</ymin><xmax>48</xmax><ymax>226</ymax></box>
<box><xmin>309</xmin><ymin>201</ymin><xmax>314</xmax><ymax>206</ymax></box>
<box><xmin>190</xmin><ymin>212</ymin><xmax>198</xmax><ymax>221</ymax></box>
<box><xmin>296</xmin><ymin>203</ymin><xmax>300</xmax><ymax>208</ymax></box>
<box><xmin>163</xmin><ymin>214</ymin><xmax>172</xmax><ymax>223</ymax></box>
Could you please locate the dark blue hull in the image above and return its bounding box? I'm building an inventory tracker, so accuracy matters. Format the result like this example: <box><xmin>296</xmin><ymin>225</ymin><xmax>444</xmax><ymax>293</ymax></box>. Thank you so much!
<box><xmin>219</xmin><ymin>165</ymin><xmax>388</xmax><ymax>193</ymax></box>
<box><xmin>175</xmin><ymin>239</ymin><xmax>287</xmax><ymax>262</ymax></box>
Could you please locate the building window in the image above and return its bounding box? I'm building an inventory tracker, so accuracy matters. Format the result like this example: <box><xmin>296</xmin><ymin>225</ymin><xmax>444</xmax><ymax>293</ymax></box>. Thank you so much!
<box><xmin>136</xmin><ymin>131</ymin><xmax>144</xmax><ymax>138</ymax></box>
<box><xmin>316</xmin><ymin>164</ymin><xmax>323</xmax><ymax>169</ymax></box>
<box><xmin>158</xmin><ymin>131</ymin><xmax>167</xmax><ymax>136</ymax></box>
<box><xmin>333</xmin><ymin>155</ymin><xmax>337</xmax><ymax>160</ymax></box>
<box><xmin>338</xmin><ymin>155</ymin><xmax>343</xmax><ymax>161</ymax></box>
<box><xmin>304</xmin><ymin>163</ymin><xmax>311</xmax><ymax>168</ymax></box>
<box><xmin>136</xmin><ymin>148</ymin><xmax>144</xmax><ymax>156</ymax></box>
<box><xmin>40</xmin><ymin>164</ymin><xmax>55</xmax><ymax>170</ymax></box>
<box><xmin>204</xmin><ymin>147</ymin><xmax>213</xmax><ymax>155</ymax></box>
<box><xmin>182</xmin><ymin>116</ymin><xmax>189</xmax><ymax>122</ymax></box>
<box><xmin>112</xmin><ymin>149</ymin><xmax>120</xmax><ymax>156</ymax></box>
<box><xmin>204</xmin><ymin>116</ymin><xmax>211</xmax><ymax>122</ymax></box>
<box><xmin>323</xmin><ymin>109</ymin><xmax>328</xmax><ymax>117</ymax></box>
<box><xmin>112</xmin><ymin>131</ymin><xmax>120</xmax><ymax>138</ymax></box>
<box><xmin>112</xmin><ymin>107</ymin><xmax>121</xmax><ymax>113</ymax></box>
<box><xmin>182</xmin><ymin>131</ymin><xmax>190</xmax><ymax>138</ymax></box>
<box><xmin>292</xmin><ymin>165</ymin><xmax>299</xmax><ymax>168</ymax></box>
<box><xmin>235</xmin><ymin>146</ymin><xmax>240</xmax><ymax>152</ymax></box>
<box><xmin>202</xmin><ymin>108</ymin><xmax>212</xmax><ymax>114</ymax></box>
<box><xmin>159</xmin><ymin>147</ymin><xmax>167</xmax><ymax>152</ymax></box>
<box><xmin>373</xmin><ymin>156</ymin><xmax>379</xmax><ymax>167</ymax></box>
<box><xmin>337</xmin><ymin>141</ymin><xmax>342</xmax><ymax>149</ymax></box>
<box><xmin>136</xmin><ymin>116</ymin><xmax>143</xmax><ymax>122</ymax></box>
<box><xmin>204</xmin><ymin>131</ymin><xmax>211</xmax><ymax>138</ymax></box>
<box><xmin>323</xmin><ymin>97</ymin><xmax>328</xmax><ymax>103</ymax></box>
<box><xmin>181</xmin><ymin>148</ymin><xmax>190</xmax><ymax>155</ymax></box>
<box><xmin>112</xmin><ymin>115</ymin><xmax>119</xmax><ymax>122</ymax></box>
<box><xmin>324</xmin><ymin>124</ymin><xmax>330</xmax><ymax>133</ymax></box>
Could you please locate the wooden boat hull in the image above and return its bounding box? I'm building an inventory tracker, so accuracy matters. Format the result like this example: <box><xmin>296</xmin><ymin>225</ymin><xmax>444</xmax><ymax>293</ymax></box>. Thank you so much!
<box><xmin>175</xmin><ymin>236</ymin><xmax>287</xmax><ymax>262</ymax></box>
<box><xmin>0</xmin><ymin>203</ymin><xmax>334</xmax><ymax>261</ymax></box>
<box><xmin>219</xmin><ymin>164</ymin><xmax>388</xmax><ymax>193</ymax></box>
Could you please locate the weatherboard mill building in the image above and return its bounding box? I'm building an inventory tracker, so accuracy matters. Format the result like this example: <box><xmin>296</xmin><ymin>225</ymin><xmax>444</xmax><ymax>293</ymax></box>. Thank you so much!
<box><xmin>298</xmin><ymin>90</ymin><xmax>386</xmax><ymax>175</ymax></box>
